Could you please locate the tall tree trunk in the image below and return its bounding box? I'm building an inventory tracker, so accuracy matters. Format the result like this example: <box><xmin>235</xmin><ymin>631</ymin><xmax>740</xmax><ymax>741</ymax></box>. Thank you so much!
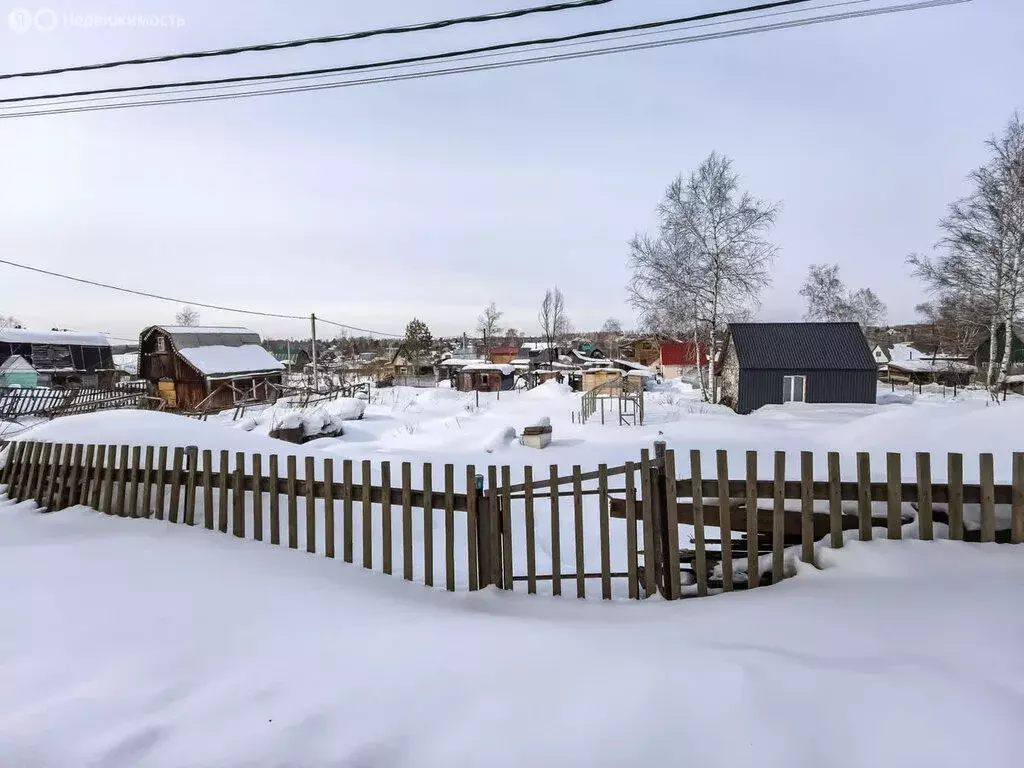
<box><xmin>692</xmin><ymin>320</ymin><xmax>708</xmax><ymax>402</ymax></box>
<box><xmin>999</xmin><ymin>251</ymin><xmax>1021</xmax><ymax>379</ymax></box>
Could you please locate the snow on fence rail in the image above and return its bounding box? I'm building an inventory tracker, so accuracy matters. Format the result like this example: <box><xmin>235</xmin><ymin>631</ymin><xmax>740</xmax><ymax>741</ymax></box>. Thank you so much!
<box><xmin>1</xmin><ymin>439</ymin><xmax>1023</xmax><ymax>601</ymax></box>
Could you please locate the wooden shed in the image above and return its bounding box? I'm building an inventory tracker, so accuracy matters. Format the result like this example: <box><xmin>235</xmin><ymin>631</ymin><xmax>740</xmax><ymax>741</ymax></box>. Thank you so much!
<box><xmin>0</xmin><ymin>328</ymin><xmax>115</xmax><ymax>388</ymax></box>
<box><xmin>581</xmin><ymin>367</ymin><xmax>623</xmax><ymax>392</ymax></box>
<box><xmin>456</xmin><ymin>363</ymin><xmax>516</xmax><ymax>392</ymax></box>
<box><xmin>0</xmin><ymin>355</ymin><xmax>38</xmax><ymax>388</ymax></box>
<box><xmin>138</xmin><ymin>326</ymin><xmax>285</xmax><ymax>411</ymax></box>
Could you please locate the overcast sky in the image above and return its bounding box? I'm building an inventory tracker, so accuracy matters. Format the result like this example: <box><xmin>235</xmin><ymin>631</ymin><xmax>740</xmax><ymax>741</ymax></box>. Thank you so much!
<box><xmin>0</xmin><ymin>0</ymin><xmax>1021</xmax><ymax>342</ymax></box>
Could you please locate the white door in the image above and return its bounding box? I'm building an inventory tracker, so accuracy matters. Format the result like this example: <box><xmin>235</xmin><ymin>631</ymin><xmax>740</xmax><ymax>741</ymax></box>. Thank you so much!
<box><xmin>782</xmin><ymin>375</ymin><xmax>806</xmax><ymax>403</ymax></box>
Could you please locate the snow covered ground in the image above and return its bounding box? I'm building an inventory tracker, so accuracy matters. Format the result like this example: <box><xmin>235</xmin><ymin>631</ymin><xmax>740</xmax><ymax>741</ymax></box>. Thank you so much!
<box><xmin>0</xmin><ymin>498</ymin><xmax>1022</xmax><ymax>767</ymax></box>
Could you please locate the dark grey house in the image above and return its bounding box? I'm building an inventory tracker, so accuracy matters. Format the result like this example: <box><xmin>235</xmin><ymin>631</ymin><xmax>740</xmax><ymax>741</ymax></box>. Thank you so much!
<box><xmin>716</xmin><ymin>322</ymin><xmax>877</xmax><ymax>414</ymax></box>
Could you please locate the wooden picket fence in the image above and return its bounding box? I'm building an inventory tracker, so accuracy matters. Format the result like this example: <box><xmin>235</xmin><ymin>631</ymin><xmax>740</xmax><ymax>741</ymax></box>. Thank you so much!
<box><xmin>1</xmin><ymin>439</ymin><xmax>1022</xmax><ymax>601</ymax></box>
<box><xmin>0</xmin><ymin>386</ymin><xmax>156</xmax><ymax>420</ymax></box>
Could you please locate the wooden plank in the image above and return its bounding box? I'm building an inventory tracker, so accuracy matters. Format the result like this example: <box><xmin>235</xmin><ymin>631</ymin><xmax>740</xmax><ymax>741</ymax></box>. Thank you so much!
<box><xmin>664</xmin><ymin>449</ymin><xmax>682</xmax><ymax>600</ymax></box>
<box><xmin>598</xmin><ymin>463</ymin><xmax>611</xmax><ymax>600</ymax></box>
<box><xmin>886</xmin><ymin>452</ymin><xmax>902</xmax><ymax>540</ymax></box>
<box><xmin>43</xmin><ymin>443</ymin><xmax>64</xmax><ymax>511</ymax></box>
<box><xmin>573</xmin><ymin>465</ymin><xmax>585</xmax><ymax>598</ymax></box>
<box><xmin>401</xmin><ymin>462</ymin><xmax>413</xmax><ymax>580</ymax></box>
<box><xmin>689</xmin><ymin>450</ymin><xmax>708</xmax><ymax>598</ymax></box>
<box><xmin>199</xmin><ymin>449</ymin><xmax>212</xmax><ymax>529</ymax></box>
<box><xmin>324</xmin><ymin>458</ymin><xmax>336</xmax><ymax>558</ymax></box>
<box><xmin>486</xmin><ymin>465</ymin><xmax>500</xmax><ymax>588</ymax></box>
<box><xmin>856</xmin><ymin>452</ymin><xmax>871</xmax><ymax>541</ymax></box>
<box><xmin>625</xmin><ymin>461</ymin><xmax>638</xmax><ymax>600</ymax></box>
<box><xmin>305</xmin><ymin>456</ymin><xmax>316</xmax><ymax>553</ymax></box>
<box><xmin>382</xmin><ymin>462</ymin><xmax>392</xmax><ymax>575</ymax></box>
<box><xmin>233</xmin><ymin>451</ymin><xmax>246</xmax><ymax>538</ymax></box>
<box><xmin>828</xmin><ymin>452</ymin><xmax>842</xmax><ymax>549</ymax></box>
<box><xmin>548</xmin><ymin>463</ymin><xmax>561</xmax><ymax>597</ymax></box>
<box><xmin>167</xmin><ymin>447</ymin><xmax>184</xmax><ymax>524</ymax></box>
<box><xmin>445</xmin><ymin>463</ymin><xmax>456</xmax><ymax>592</ymax></box>
<box><xmin>716</xmin><ymin>449</ymin><xmax>732</xmax><ymax>592</ymax></box>
<box><xmin>772</xmin><ymin>451</ymin><xmax>785</xmax><ymax>584</ymax></box>
<box><xmin>84</xmin><ymin>444</ymin><xmax>99</xmax><ymax>510</ymax></box>
<box><xmin>1012</xmin><ymin>453</ymin><xmax>1024</xmax><ymax>545</ymax></box>
<box><xmin>916</xmin><ymin>453</ymin><xmax>933</xmax><ymax>541</ymax></box>
<box><xmin>800</xmin><ymin>451</ymin><xmax>814</xmax><ymax>564</ymax></box>
<box><xmin>127</xmin><ymin>445</ymin><xmax>142</xmax><ymax>518</ymax></box>
<box><xmin>745</xmin><ymin>451</ymin><xmax>758</xmax><ymax>589</ymax></box>
<box><xmin>269</xmin><ymin>454</ymin><xmax>280</xmax><ymax>545</ymax></box>
<box><xmin>183</xmin><ymin>446</ymin><xmax>198</xmax><ymax>526</ymax></box>
<box><xmin>465</xmin><ymin>465</ymin><xmax>478</xmax><ymax>591</ymax></box>
<box><xmin>424</xmin><ymin>463</ymin><xmax>434</xmax><ymax>587</ymax></box>
<box><xmin>5</xmin><ymin>441</ymin><xmax>26</xmax><ymax>497</ymax></box>
<box><xmin>251</xmin><ymin>453</ymin><xmax>263</xmax><ymax>540</ymax></box>
<box><xmin>639</xmin><ymin>449</ymin><xmax>656</xmax><ymax>598</ymax></box>
<box><xmin>66</xmin><ymin>443</ymin><xmax>84</xmax><ymax>509</ymax></box>
<box><xmin>525</xmin><ymin>465</ymin><xmax>538</xmax><ymax>595</ymax></box>
<box><xmin>218</xmin><ymin>450</ymin><xmax>229</xmax><ymax>533</ymax></box>
<box><xmin>139</xmin><ymin>445</ymin><xmax>154</xmax><ymax>519</ymax></box>
<box><xmin>501</xmin><ymin>465</ymin><xmax>514</xmax><ymax>590</ymax></box>
<box><xmin>100</xmin><ymin>445</ymin><xmax>116</xmax><ymax>515</ymax></box>
<box><xmin>33</xmin><ymin>442</ymin><xmax>53</xmax><ymax>508</ymax></box>
<box><xmin>286</xmin><ymin>455</ymin><xmax>298</xmax><ymax>549</ymax></box>
<box><xmin>55</xmin><ymin>443</ymin><xmax>74</xmax><ymax>510</ymax></box>
<box><xmin>979</xmin><ymin>453</ymin><xmax>995</xmax><ymax>543</ymax></box>
<box><xmin>154</xmin><ymin>446</ymin><xmax>167</xmax><ymax>521</ymax></box>
<box><xmin>343</xmin><ymin>459</ymin><xmax>354</xmax><ymax>563</ymax></box>
<box><xmin>19</xmin><ymin>442</ymin><xmax>40</xmax><ymax>503</ymax></box>
<box><xmin>362</xmin><ymin>460</ymin><xmax>373</xmax><ymax>568</ymax></box>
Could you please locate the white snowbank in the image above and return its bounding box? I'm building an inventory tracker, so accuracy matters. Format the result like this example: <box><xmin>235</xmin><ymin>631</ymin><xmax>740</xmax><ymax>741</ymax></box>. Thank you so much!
<box><xmin>239</xmin><ymin>398</ymin><xmax>366</xmax><ymax>438</ymax></box>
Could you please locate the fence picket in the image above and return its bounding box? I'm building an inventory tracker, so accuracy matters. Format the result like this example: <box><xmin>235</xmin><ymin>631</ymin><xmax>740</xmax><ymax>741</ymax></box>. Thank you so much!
<box><xmin>980</xmin><ymin>453</ymin><xmax>995</xmax><ymax>543</ymax></box>
<box><xmin>639</xmin><ymin>449</ymin><xmax>656</xmax><ymax>598</ymax></box>
<box><xmin>0</xmin><ymin>441</ymin><xmax>20</xmax><ymax>488</ymax></box>
<box><xmin>716</xmin><ymin>449</ymin><xmax>732</xmax><ymax>592</ymax></box>
<box><xmin>343</xmin><ymin>459</ymin><xmax>354</xmax><ymax>563</ymax></box>
<box><xmin>886</xmin><ymin>453</ymin><xmax>902</xmax><ymax>540</ymax></box>
<box><xmin>689</xmin><ymin>450</ymin><xmax>708</xmax><ymax>598</ymax></box>
<box><xmin>445</xmin><ymin>463</ymin><xmax>456</xmax><ymax>592</ymax></box>
<box><xmin>382</xmin><ymin>463</ymin><xmax>392</xmax><ymax>575</ymax></box>
<box><xmin>625</xmin><ymin>461</ymin><xmax>638</xmax><ymax>600</ymax></box>
<box><xmin>100</xmin><ymin>445</ymin><xmax>116</xmax><ymax>515</ymax></box>
<box><xmin>548</xmin><ymin>464</ymin><xmax>561</xmax><ymax>597</ymax></box>
<box><xmin>53</xmin><ymin>443</ymin><xmax>73</xmax><ymax>510</ymax></box>
<box><xmin>233</xmin><ymin>452</ymin><xmax>246</xmax><ymax>539</ymax></box>
<box><xmin>500</xmin><ymin>466</ymin><xmax>512</xmax><ymax>591</ymax></box>
<box><xmin>745</xmin><ymin>451</ymin><xmax>758</xmax><ymax>589</ymax></box>
<box><xmin>218</xmin><ymin>450</ymin><xmax>229</xmax><ymax>533</ymax></box>
<box><xmin>33</xmin><ymin>442</ymin><xmax>53</xmax><ymax>508</ymax></box>
<box><xmin>424</xmin><ymin>463</ymin><xmax>435</xmax><ymax>587</ymax></box>
<box><xmin>525</xmin><ymin>466</ymin><xmax>537</xmax><ymax>595</ymax></box>
<box><xmin>305</xmin><ymin>456</ymin><xmax>316</xmax><ymax>554</ymax></box>
<box><xmin>598</xmin><ymin>464</ymin><xmax>611</xmax><ymax>600</ymax></box>
<box><xmin>801</xmin><ymin>451</ymin><xmax>814</xmax><ymax>565</ymax></box>
<box><xmin>252</xmin><ymin>454</ymin><xmax>263</xmax><ymax>541</ymax></box>
<box><xmin>362</xmin><ymin>460</ymin><xmax>373</xmax><ymax>568</ymax></box>
<box><xmin>66</xmin><ymin>444</ymin><xmax>84</xmax><ymax>509</ymax></box>
<box><xmin>917</xmin><ymin>453</ymin><xmax>933</xmax><ymax>541</ymax></box>
<box><xmin>167</xmin><ymin>447</ymin><xmax>184</xmax><ymax>523</ymax></box>
<box><xmin>772</xmin><ymin>451</ymin><xmax>785</xmax><ymax>584</ymax></box>
<box><xmin>572</xmin><ymin>465</ymin><xmax>585</xmax><ymax>599</ymax></box>
<box><xmin>269</xmin><ymin>454</ymin><xmax>280</xmax><ymax>545</ymax></box>
<box><xmin>286</xmin><ymin>455</ymin><xmax>298</xmax><ymax>548</ymax></box>
<box><xmin>112</xmin><ymin>445</ymin><xmax>129</xmax><ymax>517</ymax></box>
<box><xmin>401</xmin><ymin>462</ymin><xmax>412</xmax><ymax>580</ymax></box>
<box><xmin>324</xmin><ymin>458</ymin><xmax>336</xmax><ymax>558</ymax></box>
<box><xmin>664</xmin><ymin>450</ymin><xmax>681</xmax><ymax>600</ymax></box>
<box><xmin>1012</xmin><ymin>453</ymin><xmax>1024</xmax><ymax>545</ymax></box>
<box><xmin>487</xmin><ymin>465</ymin><xmax>500</xmax><ymax>587</ymax></box>
<box><xmin>127</xmin><ymin>446</ymin><xmax>141</xmax><ymax>518</ymax></box>
<box><xmin>154</xmin><ymin>447</ymin><xmax>167</xmax><ymax>521</ymax></box>
<box><xmin>856</xmin><ymin>452</ymin><xmax>871</xmax><ymax>541</ymax></box>
<box><xmin>828</xmin><ymin>452</ymin><xmax>842</xmax><ymax>549</ymax></box>
<box><xmin>947</xmin><ymin>453</ymin><xmax>964</xmax><ymax>540</ymax></box>
<box><xmin>184</xmin><ymin>446</ymin><xmax>198</xmax><ymax>526</ymax></box>
<box><xmin>15</xmin><ymin>442</ymin><xmax>37</xmax><ymax>501</ymax></box>
<box><xmin>466</xmin><ymin>465</ymin><xmax>478</xmax><ymax>591</ymax></box>
<box><xmin>88</xmin><ymin>443</ymin><xmax>104</xmax><ymax>510</ymax></box>
<box><xmin>43</xmin><ymin>443</ymin><xmax>63</xmax><ymax>511</ymax></box>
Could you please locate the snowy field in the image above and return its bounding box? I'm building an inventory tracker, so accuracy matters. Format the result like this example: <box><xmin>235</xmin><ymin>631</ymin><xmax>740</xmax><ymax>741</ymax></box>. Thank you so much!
<box><xmin>2</xmin><ymin>382</ymin><xmax>1023</xmax><ymax>765</ymax></box>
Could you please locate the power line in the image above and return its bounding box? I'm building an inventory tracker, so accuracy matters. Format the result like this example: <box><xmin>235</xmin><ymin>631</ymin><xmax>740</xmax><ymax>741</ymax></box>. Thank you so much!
<box><xmin>0</xmin><ymin>0</ymin><xmax>614</xmax><ymax>81</ymax></box>
<box><xmin>0</xmin><ymin>257</ymin><xmax>403</xmax><ymax>337</ymax></box>
<box><xmin>0</xmin><ymin>0</ymin><xmax>818</xmax><ymax>105</ymax></box>
<box><xmin>0</xmin><ymin>0</ymin><xmax>968</xmax><ymax>119</ymax></box>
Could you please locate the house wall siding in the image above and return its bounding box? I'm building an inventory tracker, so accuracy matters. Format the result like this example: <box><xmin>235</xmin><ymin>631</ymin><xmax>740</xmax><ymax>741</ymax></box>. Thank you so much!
<box><xmin>736</xmin><ymin>369</ymin><xmax>876</xmax><ymax>414</ymax></box>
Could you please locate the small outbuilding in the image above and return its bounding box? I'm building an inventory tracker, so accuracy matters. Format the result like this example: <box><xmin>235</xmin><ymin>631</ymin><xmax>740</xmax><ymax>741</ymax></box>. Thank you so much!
<box><xmin>0</xmin><ymin>355</ymin><xmax>38</xmax><ymax>388</ymax></box>
<box><xmin>0</xmin><ymin>328</ymin><xmax>115</xmax><ymax>388</ymax></box>
<box><xmin>139</xmin><ymin>326</ymin><xmax>285</xmax><ymax>411</ymax></box>
<box><xmin>456</xmin><ymin>363</ymin><xmax>516</xmax><ymax>392</ymax></box>
<box><xmin>716</xmin><ymin>322</ymin><xmax>877</xmax><ymax>414</ymax></box>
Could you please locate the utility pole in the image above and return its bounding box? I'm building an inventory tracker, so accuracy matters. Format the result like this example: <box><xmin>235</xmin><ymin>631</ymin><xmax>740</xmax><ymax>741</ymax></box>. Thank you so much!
<box><xmin>311</xmin><ymin>313</ymin><xmax>319</xmax><ymax>392</ymax></box>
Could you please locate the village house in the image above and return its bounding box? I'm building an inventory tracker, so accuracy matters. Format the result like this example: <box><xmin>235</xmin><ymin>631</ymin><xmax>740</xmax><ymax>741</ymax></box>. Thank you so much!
<box><xmin>456</xmin><ymin>363</ymin><xmax>516</xmax><ymax>392</ymax></box>
<box><xmin>272</xmin><ymin>346</ymin><xmax>312</xmax><ymax>374</ymax></box>
<box><xmin>659</xmin><ymin>340</ymin><xmax>709</xmax><ymax>380</ymax></box>
<box><xmin>138</xmin><ymin>326</ymin><xmax>284</xmax><ymax>411</ymax></box>
<box><xmin>716</xmin><ymin>322</ymin><xmax>877</xmax><ymax>414</ymax></box>
<box><xmin>487</xmin><ymin>345</ymin><xmax>520</xmax><ymax>365</ymax></box>
<box><xmin>0</xmin><ymin>327</ymin><xmax>116</xmax><ymax>389</ymax></box>
<box><xmin>969</xmin><ymin>324</ymin><xmax>1024</xmax><ymax>379</ymax></box>
<box><xmin>872</xmin><ymin>342</ymin><xmax>975</xmax><ymax>386</ymax></box>
<box><xmin>519</xmin><ymin>341</ymin><xmax>560</xmax><ymax>367</ymax></box>
<box><xmin>0</xmin><ymin>355</ymin><xmax>38</xmax><ymax>388</ymax></box>
<box><xmin>619</xmin><ymin>337</ymin><xmax>661</xmax><ymax>367</ymax></box>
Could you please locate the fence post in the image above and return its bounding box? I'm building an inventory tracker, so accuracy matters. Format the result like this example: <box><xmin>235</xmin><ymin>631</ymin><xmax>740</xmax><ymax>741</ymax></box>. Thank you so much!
<box><xmin>475</xmin><ymin>472</ymin><xmax>493</xmax><ymax>588</ymax></box>
<box><xmin>652</xmin><ymin>440</ymin><xmax>671</xmax><ymax>599</ymax></box>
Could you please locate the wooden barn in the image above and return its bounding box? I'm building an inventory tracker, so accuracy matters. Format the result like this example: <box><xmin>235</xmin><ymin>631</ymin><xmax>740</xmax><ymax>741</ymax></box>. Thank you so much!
<box><xmin>0</xmin><ymin>327</ymin><xmax>115</xmax><ymax>388</ymax></box>
<box><xmin>456</xmin><ymin>363</ymin><xmax>516</xmax><ymax>392</ymax></box>
<box><xmin>138</xmin><ymin>326</ymin><xmax>285</xmax><ymax>411</ymax></box>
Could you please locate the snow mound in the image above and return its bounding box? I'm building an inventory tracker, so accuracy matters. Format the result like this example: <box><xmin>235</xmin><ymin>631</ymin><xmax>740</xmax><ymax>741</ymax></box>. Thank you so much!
<box><xmin>240</xmin><ymin>398</ymin><xmax>366</xmax><ymax>438</ymax></box>
<box><xmin>523</xmin><ymin>380</ymin><xmax>572</xmax><ymax>398</ymax></box>
<box><xmin>482</xmin><ymin>426</ymin><xmax>517</xmax><ymax>452</ymax></box>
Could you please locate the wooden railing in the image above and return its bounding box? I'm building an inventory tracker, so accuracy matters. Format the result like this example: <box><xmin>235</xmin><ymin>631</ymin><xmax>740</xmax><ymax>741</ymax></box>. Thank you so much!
<box><xmin>579</xmin><ymin>375</ymin><xmax>644</xmax><ymax>425</ymax></box>
<box><xmin>2</xmin><ymin>440</ymin><xmax>1022</xmax><ymax>601</ymax></box>
<box><xmin>0</xmin><ymin>386</ymin><xmax>154</xmax><ymax>420</ymax></box>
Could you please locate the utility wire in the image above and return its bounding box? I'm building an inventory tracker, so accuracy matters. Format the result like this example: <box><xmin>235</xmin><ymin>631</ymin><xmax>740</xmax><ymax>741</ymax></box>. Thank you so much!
<box><xmin>0</xmin><ymin>0</ymin><xmax>615</xmax><ymax>81</ymax></box>
<box><xmin>0</xmin><ymin>257</ymin><xmax>402</xmax><ymax>337</ymax></box>
<box><xmin>2</xmin><ymin>0</ymin><xmax>875</xmax><ymax>112</ymax></box>
<box><xmin>0</xmin><ymin>0</ymin><xmax>817</xmax><ymax>105</ymax></box>
<box><xmin>0</xmin><ymin>0</ymin><xmax>968</xmax><ymax>119</ymax></box>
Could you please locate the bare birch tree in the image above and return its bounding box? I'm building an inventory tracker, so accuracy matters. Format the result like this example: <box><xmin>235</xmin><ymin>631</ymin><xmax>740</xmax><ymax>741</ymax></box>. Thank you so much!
<box><xmin>909</xmin><ymin>113</ymin><xmax>1024</xmax><ymax>384</ymax></box>
<box><xmin>538</xmin><ymin>287</ymin><xmax>569</xmax><ymax>367</ymax></box>
<box><xmin>476</xmin><ymin>302</ymin><xmax>504</xmax><ymax>356</ymax></box>
<box><xmin>175</xmin><ymin>306</ymin><xmax>200</xmax><ymax>327</ymax></box>
<box><xmin>799</xmin><ymin>263</ymin><xmax>887</xmax><ymax>326</ymax></box>
<box><xmin>628</xmin><ymin>152</ymin><xmax>779</xmax><ymax>401</ymax></box>
<box><xmin>598</xmin><ymin>317</ymin><xmax>623</xmax><ymax>356</ymax></box>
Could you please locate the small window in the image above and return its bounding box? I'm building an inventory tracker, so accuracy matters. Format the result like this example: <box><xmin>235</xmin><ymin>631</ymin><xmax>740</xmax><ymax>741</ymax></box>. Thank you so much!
<box><xmin>155</xmin><ymin>336</ymin><xmax>167</xmax><ymax>353</ymax></box>
<box><xmin>782</xmin><ymin>375</ymin><xmax>806</xmax><ymax>403</ymax></box>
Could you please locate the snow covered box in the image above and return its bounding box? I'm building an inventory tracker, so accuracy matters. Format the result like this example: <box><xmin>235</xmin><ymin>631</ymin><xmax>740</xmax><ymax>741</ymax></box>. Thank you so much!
<box><xmin>521</xmin><ymin>417</ymin><xmax>552</xmax><ymax>449</ymax></box>
<box><xmin>138</xmin><ymin>326</ymin><xmax>284</xmax><ymax>412</ymax></box>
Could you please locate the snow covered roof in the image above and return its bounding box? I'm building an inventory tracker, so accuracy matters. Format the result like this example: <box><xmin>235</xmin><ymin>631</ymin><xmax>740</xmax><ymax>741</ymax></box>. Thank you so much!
<box><xmin>438</xmin><ymin>358</ymin><xmax>485</xmax><ymax>368</ymax></box>
<box><xmin>112</xmin><ymin>352</ymin><xmax>138</xmax><ymax>374</ymax></box>
<box><xmin>143</xmin><ymin>326</ymin><xmax>263</xmax><ymax>350</ymax></box>
<box><xmin>160</xmin><ymin>326</ymin><xmax>254</xmax><ymax>336</ymax></box>
<box><xmin>0</xmin><ymin>354</ymin><xmax>34</xmax><ymax>373</ymax></box>
<box><xmin>626</xmin><ymin>369</ymin><xmax>655</xmax><ymax>377</ymax></box>
<box><xmin>177</xmin><ymin>345</ymin><xmax>285</xmax><ymax>377</ymax></box>
<box><xmin>0</xmin><ymin>328</ymin><xmax>110</xmax><ymax>346</ymax></box>
<box><xmin>612</xmin><ymin>358</ymin><xmax>650</xmax><ymax>371</ymax></box>
<box><xmin>461</xmin><ymin>363</ymin><xmax>515</xmax><ymax>375</ymax></box>
<box><xmin>888</xmin><ymin>360</ymin><xmax>976</xmax><ymax>373</ymax></box>
<box><xmin>521</xmin><ymin>341</ymin><xmax>556</xmax><ymax>351</ymax></box>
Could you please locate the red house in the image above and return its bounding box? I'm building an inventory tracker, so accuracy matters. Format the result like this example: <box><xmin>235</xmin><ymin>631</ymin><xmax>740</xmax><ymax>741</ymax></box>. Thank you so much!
<box><xmin>659</xmin><ymin>341</ymin><xmax>709</xmax><ymax>379</ymax></box>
